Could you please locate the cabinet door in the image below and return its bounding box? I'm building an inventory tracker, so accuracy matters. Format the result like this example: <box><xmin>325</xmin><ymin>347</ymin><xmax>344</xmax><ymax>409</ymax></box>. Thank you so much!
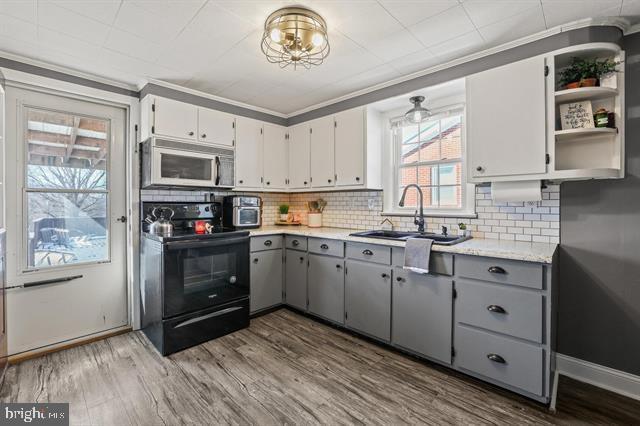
<box><xmin>285</xmin><ymin>249</ymin><xmax>307</xmax><ymax>311</ymax></box>
<box><xmin>263</xmin><ymin>124</ymin><xmax>288</xmax><ymax>189</ymax></box>
<box><xmin>288</xmin><ymin>124</ymin><xmax>311</xmax><ymax>189</ymax></box>
<box><xmin>467</xmin><ymin>56</ymin><xmax>547</xmax><ymax>178</ymax></box>
<box><xmin>335</xmin><ymin>108</ymin><xmax>365</xmax><ymax>186</ymax></box>
<box><xmin>235</xmin><ymin>117</ymin><xmax>263</xmax><ymax>188</ymax></box>
<box><xmin>250</xmin><ymin>250</ymin><xmax>283</xmax><ymax>313</ymax></box>
<box><xmin>309</xmin><ymin>116</ymin><xmax>335</xmax><ymax>188</ymax></box>
<box><xmin>392</xmin><ymin>268</ymin><xmax>453</xmax><ymax>364</ymax></box>
<box><xmin>308</xmin><ymin>254</ymin><xmax>344</xmax><ymax>324</ymax></box>
<box><xmin>345</xmin><ymin>260</ymin><xmax>391</xmax><ymax>341</ymax></box>
<box><xmin>198</xmin><ymin>108</ymin><xmax>235</xmax><ymax>147</ymax></box>
<box><xmin>153</xmin><ymin>97</ymin><xmax>198</xmax><ymax>141</ymax></box>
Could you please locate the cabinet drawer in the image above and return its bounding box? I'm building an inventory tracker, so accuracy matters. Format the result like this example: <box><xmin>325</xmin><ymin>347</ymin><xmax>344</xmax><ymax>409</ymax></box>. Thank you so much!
<box><xmin>346</xmin><ymin>242</ymin><xmax>391</xmax><ymax>265</ymax></box>
<box><xmin>455</xmin><ymin>325</ymin><xmax>544</xmax><ymax>396</ymax></box>
<box><xmin>308</xmin><ymin>238</ymin><xmax>344</xmax><ymax>257</ymax></box>
<box><xmin>250</xmin><ymin>235</ymin><xmax>283</xmax><ymax>252</ymax></box>
<box><xmin>285</xmin><ymin>235</ymin><xmax>307</xmax><ymax>251</ymax></box>
<box><xmin>391</xmin><ymin>248</ymin><xmax>453</xmax><ymax>276</ymax></box>
<box><xmin>457</xmin><ymin>280</ymin><xmax>543</xmax><ymax>343</ymax></box>
<box><xmin>457</xmin><ymin>255</ymin><xmax>543</xmax><ymax>289</ymax></box>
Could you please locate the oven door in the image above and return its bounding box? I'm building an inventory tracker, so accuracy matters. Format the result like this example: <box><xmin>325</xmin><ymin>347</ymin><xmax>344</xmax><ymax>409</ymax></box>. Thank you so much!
<box><xmin>152</xmin><ymin>147</ymin><xmax>218</xmax><ymax>188</ymax></box>
<box><xmin>162</xmin><ymin>235</ymin><xmax>249</xmax><ymax>318</ymax></box>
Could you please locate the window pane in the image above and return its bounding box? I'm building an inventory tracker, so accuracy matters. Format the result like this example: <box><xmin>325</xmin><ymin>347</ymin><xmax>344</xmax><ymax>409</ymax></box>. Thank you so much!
<box><xmin>399</xmin><ymin>166</ymin><xmax>417</xmax><ymax>187</ymax></box>
<box><xmin>440</xmin><ymin>115</ymin><xmax>462</xmax><ymax>160</ymax></box>
<box><xmin>421</xmin><ymin>186</ymin><xmax>439</xmax><ymax>208</ymax></box>
<box><xmin>400</xmin><ymin>143</ymin><xmax>420</xmax><ymax>165</ymax></box>
<box><xmin>27</xmin><ymin>192</ymin><xmax>108</xmax><ymax>268</ymax></box>
<box><xmin>401</xmin><ymin>124</ymin><xmax>420</xmax><ymax>145</ymax></box>
<box><xmin>26</xmin><ymin>108</ymin><xmax>108</xmax><ymax>190</ymax></box>
<box><xmin>418</xmin><ymin>140</ymin><xmax>440</xmax><ymax>162</ymax></box>
<box><xmin>417</xmin><ymin>165</ymin><xmax>437</xmax><ymax>186</ymax></box>
<box><xmin>439</xmin><ymin>163</ymin><xmax>462</xmax><ymax>185</ymax></box>
<box><xmin>440</xmin><ymin>186</ymin><xmax>462</xmax><ymax>208</ymax></box>
<box><xmin>419</xmin><ymin>120</ymin><xmax>440</xmax><ymax>143</ymax></box>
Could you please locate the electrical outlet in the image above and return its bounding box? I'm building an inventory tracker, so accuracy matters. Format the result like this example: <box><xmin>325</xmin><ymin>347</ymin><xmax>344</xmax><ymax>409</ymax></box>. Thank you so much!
<box><xmin>368</xmin><ymin>198</ymin><xmax>377</xmax><ymax>210</ymax></box>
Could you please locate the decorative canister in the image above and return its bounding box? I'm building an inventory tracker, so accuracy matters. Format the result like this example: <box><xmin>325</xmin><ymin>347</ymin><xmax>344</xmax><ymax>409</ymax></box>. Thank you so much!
<box><xmin>307</xmin><ymin>213</ymin><xmax>322</xmax><ymax>228</ymax></box>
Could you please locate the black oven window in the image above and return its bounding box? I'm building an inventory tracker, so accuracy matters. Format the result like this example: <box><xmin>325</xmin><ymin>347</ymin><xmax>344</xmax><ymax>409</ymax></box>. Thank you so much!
<box><xmin>161</xmin><ymin>153</ymin><xmax>212</xmax><ymax>181</ymax></box>
<box><xmin>182</xmin><ymin>252</ymin><xmax>236</xmax><ymax>294</ymax></box>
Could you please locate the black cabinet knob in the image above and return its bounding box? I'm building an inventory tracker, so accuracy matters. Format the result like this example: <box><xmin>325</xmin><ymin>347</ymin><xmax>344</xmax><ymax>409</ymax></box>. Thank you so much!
<box><xmin>381</xmin><ymin>273</ymin><xmax>389</xmax><ymax>278</ymax></box>
<box><xmin>336</xmin><ymin>264</ymin><xmax>342</xmax><ymax>269</ymax></box>
<box><xmin>328</xmin><ymin>179</ymin><xmax>332</xmax><ymax>183</ymax></box>
<box><xmin>292</xmin><ymin>240</ymin><xmax>299</xmax><ymax>246</ymax></box>
<box><xmin>239</xmin><ymin>179</ymin><xmax>244</xmax><ymax>184</ymax></box>
<box><xmin>362</xmin><ymin>249</ymin><xmax>373</xmax><ymax>256</ymax></box>
<box><xmin>320</xmin><ymin>244</ymin><xmax>329</xmax><ymax>249</ymax></box>
<box><xmin>304</xmin><ymin>181</ymin><xmax>308</xmax><ymax>185</ymax></box>
<box><xmin>396</xmin><ymin>276</ymin><xmax>405</xmax><ymax>282</ymax></box>
<box><xmin>476</xmin><ymin>166</ymin><xmax>484</xmax><ymax>172</ymax></box>
<box><xmin>487</xmin><ymin>305</ymin><xmax>507</xmax><ymax>314</ymax></box>
<box><xmin>264</xmin><ymin>240</ymin><xmax>272</xmax><ymax>246</ymax></box>
<box><xmin>487</xmin><ymin>353</ymin><xmax>506</xmax><ymax>364</ymax></box>
<box><xmin>356</xmin><ymin>177</ymin><xmax>360</xmax><ymax>181</ymax></box>
<box><xmin>266</xmin><ymin>181</ymin><xmax>270</xmax><ymax>185</ymax></box>
<box><xmin>488</xmin><ymin>266</ymin><xmax>506</xmax><ymax>274</ymax></box>
<box><xmin>299</xmin><ymin>257</ymin><xmax>304</xmax><ymax>262</ymax></box>
<box><xmin>253</xmin><ymin>258</ymin><xmax>259</xmax><ymax>263</ymax></box>
<box><xmin>188</xmin><ymin>131</ymin><xmax>194</xmax><ymax>136</ymax></box>
<box><xmin>201</xmin><ymin>133</ymin><xmax>207</xmax><ymax>138</ymax></box>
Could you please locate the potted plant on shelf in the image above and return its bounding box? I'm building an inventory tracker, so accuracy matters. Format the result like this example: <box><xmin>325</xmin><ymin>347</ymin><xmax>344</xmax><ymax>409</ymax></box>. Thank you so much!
<box><xmin>279</xmin><ymin>204</ymin><xmax>290</xmax><ymax>222</ymax></box>
<box><xmin>559</xmin><ymin>59</ymin><xmax>582</xmax><ymax>89</ymax></box>
<box><xmin>559</xmin><ymin>57</ymin><xmax>621</xmax><ymax>89</ymax></box>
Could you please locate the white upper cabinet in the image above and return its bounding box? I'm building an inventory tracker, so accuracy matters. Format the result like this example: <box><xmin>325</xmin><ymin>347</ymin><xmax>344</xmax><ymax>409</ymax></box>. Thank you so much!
<box><xmin>263</xmin><ymin>124</ymin><xmax>288</xmax><ymax>190</ymax></box>
<box><xmin>235</xmin><ymin>117</ymin><xmax>263</xmax><ymax>189</ymax></box>
<box><xmin>334</xmin><ymin>108</ymin><xmax>365</xmax><ymax>186</ymax></box>
<box><xmin>198</xmin><ymin>108</ymin><xmax>235</xmax><ymax>147</ymax></box>
<box><xmin>309</xmin><ymin>115</ymin><xmax>335</xmax><ymax>188</ymax></box>
<box><xmin>288</xmin><ymin>123</ymin><xmax>311</xmax><ymax>189</ymax></box>
<box><xmin>467</xmin><ymin>56</ymin><xmax>547</xmax><ymax>180</ymax></box>
<box><xmin>153</xmin><ymin>97</ymin><xmax>198</xmax><ymax>141</ymax></box>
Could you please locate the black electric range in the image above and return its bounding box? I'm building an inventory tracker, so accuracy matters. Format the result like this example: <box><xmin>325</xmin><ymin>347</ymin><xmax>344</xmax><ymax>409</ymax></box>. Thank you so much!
<box><xmin>140</xmin><ymin>201</ymin><xmax>250</xmax><ymax>356</ymax></box>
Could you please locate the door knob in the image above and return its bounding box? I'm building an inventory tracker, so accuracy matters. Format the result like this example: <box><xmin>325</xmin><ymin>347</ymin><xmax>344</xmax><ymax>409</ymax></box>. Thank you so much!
<box><xmin>116</xmin><ymin>216</ymin><xmax>127</xmax><ymax>223</ymax></box>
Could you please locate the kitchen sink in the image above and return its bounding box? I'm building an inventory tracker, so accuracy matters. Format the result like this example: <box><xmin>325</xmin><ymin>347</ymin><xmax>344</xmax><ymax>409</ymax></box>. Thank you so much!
<box><xmin>349</xmin><ymin>230</ymin><xmax>471</xmax><ymax>245</ymax></box>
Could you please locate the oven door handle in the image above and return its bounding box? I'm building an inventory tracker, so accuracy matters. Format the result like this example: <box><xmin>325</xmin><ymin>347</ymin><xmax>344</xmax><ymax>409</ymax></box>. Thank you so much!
<box><xmin>165</xmin><ymin>236</ymin><xmax>249</xmax><ymax>251</ymax></box>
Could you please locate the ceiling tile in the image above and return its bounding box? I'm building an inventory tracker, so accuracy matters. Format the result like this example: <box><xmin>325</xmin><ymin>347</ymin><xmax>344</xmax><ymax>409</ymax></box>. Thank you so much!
<box><xmin>365</xmin><ymin>29</ymin><xmax>424</xmax><ymax>62</ymax></box>
<box><xmin>331</xmin><ymin>63</ymin><xmax>401</xmax><ymax>93</ymax></box>
<box><xmin>429</xmin><ymin>30</ymin><xmax>485</xmax><ymax>62</ymax></box>
<box><xmin>213</xmin><ymin>0</ymin><xmax>301</xmax><ymax>26</ymax></box>
<box><xmin>37</xmin><ymin>27</ymin><xmax>100</xmax><ymax>59</ymax></box>
<box><xmin>112</xmin><ymin>1</ymin><xmax>196</xmax><ymax>44</ymax></box>
<box><xmin>47</xmin><ymin>0</ymin><xmax>122</xmax><ymax>25</ymax></box>
<box><xmin>409</xmin><ymin>5</ymin><xmax>476</xmax><ymax>48</ymax></box>
<box><xmin>462</xmin><ymin>0</ymin><xmax>541</xmax><ymax>28</ymax></box>
<box><xmin>37</xmin><ymin>2</ymin><xmax>111</xmax><ymax>45</ymax></box>
<box><xmin>389</xmin><ymin>48</ymin><xmax>440</xmax><ymax>75</ymax></box>
<box><xmin>479</xmin><ymin>6</ymin><xmax>547</xmax><ymax>48</ymax></box>
<box><xmin>379</xmin><ymin>0</ymin><xmax>459</xmax><ymax>28</ymax></box>
<box><xmin>130</xmin><ymin>0</ymin><xmax>207</xmax><ymax>25</ymax></box>
<box><xmin>541</xmin><ymin>0</ymin><xmax>622</xmax><ymax>28</ymax></box>
<box><xmin>621</xmin><ymin>0</ymin><xmax>640</xmax><ymax>15</ymax></box>
<box><xmin>0</xmin><ymin>0</ymin><xmax>37</xmax><ymax>23</ymax></box>
<box><xmin>0</xmin><ymin>34</ymin><xmax>40</xmax><ymax>58</ymax></box>
<box><xmin>0</xmin><ymin>13</ymin><xmax>37</xmax><ymax>43</ymax></box>
<box><xmin>104</xmin><ymin>28</ymin><xmax>164</xmax><ymax>63</ymax></box>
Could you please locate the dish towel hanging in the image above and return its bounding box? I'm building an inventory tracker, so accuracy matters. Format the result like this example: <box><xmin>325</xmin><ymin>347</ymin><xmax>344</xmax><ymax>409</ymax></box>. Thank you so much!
<box><xmin>403</xmin><ymin>237</ymin><xmax>433</xmax><ymax>275</ymax></box>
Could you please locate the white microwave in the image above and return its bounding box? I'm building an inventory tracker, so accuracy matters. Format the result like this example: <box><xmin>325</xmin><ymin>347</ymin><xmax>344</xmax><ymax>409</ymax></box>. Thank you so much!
<box><xmin>141</xmin><ymin>137</ymin><xmax>234</xmax><ymax>189</ymax></box>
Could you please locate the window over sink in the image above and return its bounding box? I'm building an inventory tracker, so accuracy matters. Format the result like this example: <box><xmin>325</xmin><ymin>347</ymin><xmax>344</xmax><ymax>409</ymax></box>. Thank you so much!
<box><xmin>385</xmin><ymin>104</ymin><xmax>475</xmax><ymax>217</ymax></box>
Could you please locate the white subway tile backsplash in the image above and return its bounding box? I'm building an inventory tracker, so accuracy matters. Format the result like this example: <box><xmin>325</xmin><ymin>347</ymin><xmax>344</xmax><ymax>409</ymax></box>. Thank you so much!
<box><xmin>140</xmin><ymin>184</ymin><xmax>561</xmax><ymax>243</ymax></box>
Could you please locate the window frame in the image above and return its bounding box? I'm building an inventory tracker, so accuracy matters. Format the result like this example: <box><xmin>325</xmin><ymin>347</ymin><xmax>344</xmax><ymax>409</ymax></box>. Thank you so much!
<box><xmin>383</xmin><ymin>103</ymin><xmax>476</xmax><ymax>217</ymax></box>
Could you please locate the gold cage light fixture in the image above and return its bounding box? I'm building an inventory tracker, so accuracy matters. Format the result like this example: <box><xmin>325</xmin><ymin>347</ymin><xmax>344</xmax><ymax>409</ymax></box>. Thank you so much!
<box><xmin>261</xmin><ymin>6</ymin><xmax>330</xmax><ymax>69</ymax></box>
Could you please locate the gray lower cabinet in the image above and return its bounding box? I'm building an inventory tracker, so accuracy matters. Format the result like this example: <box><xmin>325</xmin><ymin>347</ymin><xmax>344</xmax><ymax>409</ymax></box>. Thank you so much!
<box><xmin>250</xmin><ymin>249</ymin><xmax>283</xmax><ymax>313</ymax></box>
<box><xmin>344</xmin><ymin>260</ymin><xmax>391</xmax><ymax>341</ymax></box>
<box><xmin>392</xmin><ymin>267</ymin><xmax>453</xmax><ymax>365</ymax></box>
<box><xmin>285</xmin><ymin>249</ymin><xmax>307</xmax><ymax>311</ymax></box>
<box><xmin>308</xmin><ymin>254</ymin><xmax>344</xmax><ymax>324</ymax></box>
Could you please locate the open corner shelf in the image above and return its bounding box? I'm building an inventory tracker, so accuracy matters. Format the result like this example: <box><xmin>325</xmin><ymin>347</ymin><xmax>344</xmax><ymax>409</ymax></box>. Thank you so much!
<box><xmin>554</xmin><ymin>87</ymin><xmax>618</xmax><ymax>103</ymax></box>
<box><xmin>551</xmin><ymin>168</ymin><xmax>621</xmax><ymax>180</ymax></box>
<box><xmin>554</xmin><ymin>127</ymin><xmax>617</xmax><ymax>142</ymax></box>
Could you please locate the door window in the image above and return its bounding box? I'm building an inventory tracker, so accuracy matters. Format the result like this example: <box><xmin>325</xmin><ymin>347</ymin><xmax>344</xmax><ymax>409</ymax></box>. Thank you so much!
<box><xmin>24</xmin><ymin>108</ymin><xmax>110</xmax><ymax>269</ymax></box>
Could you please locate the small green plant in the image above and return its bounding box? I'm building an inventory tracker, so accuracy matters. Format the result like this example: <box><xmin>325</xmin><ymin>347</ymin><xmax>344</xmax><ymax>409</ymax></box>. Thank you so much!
<box><xmin>559</xmin><ymin>57</ymin><xmax>621</xmax><ymax>87</ymax></box>
<box><xmin>458</xmin><ymin>222</ymin><xmax>467</xmax><ymax>231</ymax></box>
<box><xmin>279</xmin><ymin>204</ymin><xmax>289</xmax><ymax>215</ymax></box>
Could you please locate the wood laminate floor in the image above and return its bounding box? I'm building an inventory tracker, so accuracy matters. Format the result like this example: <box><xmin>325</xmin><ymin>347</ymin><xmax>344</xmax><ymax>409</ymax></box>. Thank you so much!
<box><xmin>2</xmin><ymin>309</ymin><xmax>640</xmax><ymax>425</ymax></box>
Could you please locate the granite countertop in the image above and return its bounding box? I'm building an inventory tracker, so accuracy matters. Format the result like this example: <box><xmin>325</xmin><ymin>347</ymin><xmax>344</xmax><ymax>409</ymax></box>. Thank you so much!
<box><xmin>250</xmin><ymin>225</ymin><xmax>557</xmax><ymax>264</ymax></box>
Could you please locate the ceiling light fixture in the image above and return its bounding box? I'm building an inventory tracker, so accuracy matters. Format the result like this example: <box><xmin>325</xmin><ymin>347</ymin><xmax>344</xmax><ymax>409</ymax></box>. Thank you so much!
<box><xmin>261</xmin><ymin>6</ymin><xmax>330</xmax><ymax>69</ymax></box>
<box><xmin>405</xmin><ymin>96</ymin><xmax>430</xmax><ymax>124</ymax></box>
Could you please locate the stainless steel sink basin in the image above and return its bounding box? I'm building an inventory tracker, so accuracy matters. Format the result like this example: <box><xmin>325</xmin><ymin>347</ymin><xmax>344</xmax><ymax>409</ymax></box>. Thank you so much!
<box><xmin>349</xmin><ymin>230</ymin><xmax>471</xmax><ymax>245</ymax></box>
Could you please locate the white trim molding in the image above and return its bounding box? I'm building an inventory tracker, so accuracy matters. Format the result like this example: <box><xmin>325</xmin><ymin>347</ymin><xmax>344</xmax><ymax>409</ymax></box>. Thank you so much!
<box><xmin>557</xmin><ymin>354</ymin><xmax>640</xmax><ymax>402</ymax></box>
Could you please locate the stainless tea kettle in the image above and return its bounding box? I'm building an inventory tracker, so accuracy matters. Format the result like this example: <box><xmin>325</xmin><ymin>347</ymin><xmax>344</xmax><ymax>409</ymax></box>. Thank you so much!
<box><xmin>149</xmin><ymin>207</ymin><xmax>174</xmax><ymax>237</ymax></box>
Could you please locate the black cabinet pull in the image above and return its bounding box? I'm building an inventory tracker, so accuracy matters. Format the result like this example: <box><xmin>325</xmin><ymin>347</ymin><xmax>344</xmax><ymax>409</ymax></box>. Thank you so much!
<box><xmin>239</xmin><ymin>179</ymin><xmax>244</xmax><ymax>184</ymax></box>
<box><xmin>266</xmin><ymin>181</ymin><xmax>270</xmax><ymax>185</ymax></box>
<box><xmin>381</xmin><ymin>273</ymin><xmax>389</xmax><ymax>278</ymax></box>
<box><xmin>299</xmin><ymin>257</ymin><xmax>304</xmax><ymax>263</ymax></box>
<box><xmin>336</xmin><ymin>264</ymin><xmax>342</xmax><ymax>269</ymax></box>
<box><xmin>487</xmin><ymin>305</ymin><xmax>506</xmax><ymax>314</ymax></box>
<box><xmin>253</xmin><ymin>258</ymin><xmax>259</xmax><ymax>263</ymax></box>
<box><xmin>328</xmin><ymin>179</ymin><xmax>332</xmax><ymax>183</ymax></box>
<box><xmin>320</xmin><ymin>244</ymin><xmax>329</xmax><ymax>249</ymax></box>
<box><xmin>362</xmin><ymin>249</ymin><xmax>373</xmax><ymax>256</ymax></box>
<box><xmin>476</xmin><ymin>166</ymin><xmax>484</xmax><ymax>172</ymax></box>
<box><xmin>188</xmin><ymin>131</ymin><xmax>194</xmax><ymax>136</ymax></box>
<box><xmin>201</xmin><ymin>133</ymin><xmax>207</xmax><ymax>138</ymax></box>
<box><xmin>304</xmin><ymin>181</ymin><xmax>308</xmax><ymax>185</ymax></box>
<box><xmin>488</xmin><ymin>266</ymin><xmax>506</xmax><ymax>274</ymax></box>
<box><xmin>487</xmin><ymin>353</ymin><xmax>506</xmax><ymax>364</ymax></box>
<box><xmin>292</xmin><ymin>240</ymin><xmax>300</xmax><ymax>246</ymax></box>
<box><xmin>356</xmin><ymin>177</ymin><xmax>360</xmax><ymax>181</ymax></box>
<box><xmin>396</xmin><ymin>276</ymin><xmax>405</xmax><ymax>282</ymax></box>
<box><xmin>264</xmin><ymin>240</ymin><xmax>272</xmax><ymax>246</ymax></box>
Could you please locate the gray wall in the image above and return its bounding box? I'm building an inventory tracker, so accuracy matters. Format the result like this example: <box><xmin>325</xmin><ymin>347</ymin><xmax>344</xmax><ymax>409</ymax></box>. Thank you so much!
<box><xmin>558</xmin><ymin>32</ymin><xmax>640</xmax><ymax>375</ymax></box>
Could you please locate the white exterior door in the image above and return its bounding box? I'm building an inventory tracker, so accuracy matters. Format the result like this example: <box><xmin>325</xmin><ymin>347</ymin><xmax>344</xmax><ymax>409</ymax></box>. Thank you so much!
<box><xmin>197</xmin><ymin>108</ymin><xmax>235</xmax><ymax>147</ymax></box>
<box><xmin>153</xmin><ymin>97</ymin><xmax>197</xmax><ymax>141</ymax></box>
<box><xmin>5</xmin><ymin>87</ymin><xmax>128</xmax><ymax>355</ymax></box>
<box><xmin>235</xmin><ymin>117</ymin><xmax>263</xmax><ymax>188</ymax></box>
<box><xmin>262</xmin><ymin>123</ymin><xmax>287</xmax><ymax>190</ymax></box>
<box><xmin>288</xmin><ymin>124</ymin><xmax>311</xmax><ymax>189</ymax></box>
<box><xmin>467</xmin><ymin>56</ymin><xmax>547</xmax><ymax>178</ymax></box>
<box><xmin>310</xmin><ymin>116</ymin><xmax>335</xmax><ymax>188</ymax></box>
<box><xmin>335</xmin><ymin>108</ymin><xmax>365</xmax><ymax>186</ymax></box>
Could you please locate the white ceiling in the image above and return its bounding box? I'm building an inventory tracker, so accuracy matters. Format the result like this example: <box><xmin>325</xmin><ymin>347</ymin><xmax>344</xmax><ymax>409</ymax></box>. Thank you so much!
<box><xmin>0</xmin><ymin>0</ymin><xmax>638</xmax><ymax>115</ymax></box>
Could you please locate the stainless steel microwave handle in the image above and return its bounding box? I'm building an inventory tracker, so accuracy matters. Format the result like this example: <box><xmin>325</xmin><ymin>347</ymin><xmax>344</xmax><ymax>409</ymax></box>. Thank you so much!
<box><xmin>165</xmin><ymin>236</ymin><xmax>249</xmax><ymax>251</ymax></box>
<box><xmin>215</xmin><ymin>156</ymin><xmax>221</xmax><ymax>186</ymax></box>
<box><xmin>174</xmin><ymin>306</ymin><xmax>244</xmax><ymax>328</ymax></box>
